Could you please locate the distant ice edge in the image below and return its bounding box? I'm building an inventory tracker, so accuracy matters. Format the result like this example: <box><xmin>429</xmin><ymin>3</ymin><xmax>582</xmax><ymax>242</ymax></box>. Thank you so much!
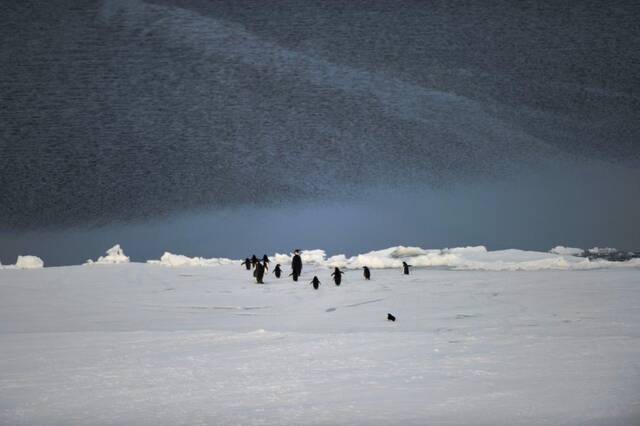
<box><xmin>3</xmin><ymin>244</ymin><xmax>638</xmax><ymax>271</ymax></box>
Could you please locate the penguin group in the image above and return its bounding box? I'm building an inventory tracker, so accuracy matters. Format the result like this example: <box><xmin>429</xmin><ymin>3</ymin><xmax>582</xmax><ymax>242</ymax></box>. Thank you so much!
<box><xmin>240</xmin><ymin>249</ymin><xmax>408</xmax><ymax>321</ymax></box>
<box><xmin>243</xmin><ymin>254</ymin><xmax>270</xmax><ymax>284</ymax></box>
<box><xmin>242</xmin><ymin>249</ymin><xmax>379</xmax><ymax>287</ymax></box>
<box><xmin>242</xmin><ymin>249</ymin><xmax>414</xmax><ymax>288</ymax></box>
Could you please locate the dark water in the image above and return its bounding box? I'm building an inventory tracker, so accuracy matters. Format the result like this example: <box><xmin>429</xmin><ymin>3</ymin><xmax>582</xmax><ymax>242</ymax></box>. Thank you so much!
<box><xmin>1</xmin><ymin>0</ymin><xmax>639</xmax><ymax>265</ymax></box>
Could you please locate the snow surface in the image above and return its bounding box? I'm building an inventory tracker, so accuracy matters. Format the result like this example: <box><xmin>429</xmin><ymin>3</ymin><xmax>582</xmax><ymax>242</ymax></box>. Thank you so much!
<box><xmin>1</xmin><ymin>256</ymin><xmax>639</xmax><ymax>425</ymax></box>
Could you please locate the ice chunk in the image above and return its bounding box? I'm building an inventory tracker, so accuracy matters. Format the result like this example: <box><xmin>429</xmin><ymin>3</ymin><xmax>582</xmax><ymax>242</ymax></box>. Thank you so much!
<box><xmin>148</xmin><ymin>252</ymin><xmax>234</xmax><ymax>267</ymax></box>
<box><xmin>15</xmin><ymin>256</ymin><xmax>44</xmax><ymax>269</ymax></box>
<box><xmin>550</xmin><ymin>246</ymin><xmax>585</xmax><ymax>256</ymax></box>
<box><xmin>86</xmin><ymin>245</ymin><xmax>130</xmax><ymax>265</ymax></box>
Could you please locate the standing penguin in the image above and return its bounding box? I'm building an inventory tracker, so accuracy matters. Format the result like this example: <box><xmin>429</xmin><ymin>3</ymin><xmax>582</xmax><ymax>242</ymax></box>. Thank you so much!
<box><xmin>262</xmin><ymin>254</ymin><xmax>270</xmax><ymax>268</ymax></box>
<box><xmin>291</xmin><ymin>250</ymin><xmax>303</xmax><ymax>280</ymax></box>
<box><xmin>331</xmin><ymin>267</ymin><xmax>345</xmax><ymax>286</ymax></box>
<box><xmin>289</xmin><ymin>271</ymin><xmax>300</xmax><ymax>282</ymax></box>
<box><xmin>273</xmin><ymin>264</ymin><xmax>282</xmax><ymax>278</ymax></box>
<box><xmin>363</xmin><ymin>266</ymin><xmax>371</xmax><ymax>280</ymax></box>
<box><xmin>311</xmin><ymin>276</ymin><xmax>320</xmax><ymax>290</ymax></box>
<box><xmin>254</xmin><ymin>261</ymin><xmax>265</xmax><ymax>284</ymax></box>
<box><xmin>402</xmin><ymin>261</ymin><xmax>412</xmax><ymax>275</ymax></box>
<box><xmin>251</xmin><ymin>254</ymin><xmax>259</xmax><ymax>268</ymax></box>
<box><xmin>241</xmin><ymin>258</ymin><xmax>251</xmax><ymax>270</ymax></box>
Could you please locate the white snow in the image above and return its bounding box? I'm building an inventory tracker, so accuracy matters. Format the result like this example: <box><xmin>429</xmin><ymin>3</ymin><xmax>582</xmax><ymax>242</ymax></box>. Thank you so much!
<box><xmin>0</xmin><ymin>255</ymin><xmax>45</xmax><ymax>269</ymax></box>
<box><xmin>550</xmin><ymin>245</ymin><xmax>584</xmax><ymax>256</ymax></box>
<box><xmin>1</xmin><ymin>256</ymin><xmax>639</xmax><ymax>425</ymax></box>
<box><xmin>147</xmin><ymin>251</ymin><xmax>235</xmax><ymax>267</ymax></box>
<box><xmin>85</xmin><ymin>244</ymin><xmax>130</xmax><ymax>264</ymax></box>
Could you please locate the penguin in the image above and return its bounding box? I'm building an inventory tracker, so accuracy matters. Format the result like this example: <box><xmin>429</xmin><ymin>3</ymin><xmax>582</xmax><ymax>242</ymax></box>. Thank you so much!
<box><xmin>363</xmin><ymin>266</ymin><xmax>371</xmax><ymax>280</ymax></box>
<box><xmin>387</xmin><ymin>313</ymin><xmax>396</xmax><ymax>322</ymax></box>
<box><xmin>251</xmin><ymin>254</ymin><xmax>259</xmax><ymax>268</ymax></box>
<box><xmin>311</xmin><ymin>276</ymin><xmax>320</xmax><ymax>290</ymax></box>
<box><xmin>291</xmin><ymin>250</ymin><xmax>303</xmax><ymax>277</ymax></box>
<box><xmin>262</xmin><ymin>254</ymin><xmax>270</xmax><ymax>268</ymax></box>
<box><xmin>289</xmin><ymin>271</ymin><xmax>299</xmax><ymax>282</ymax></box>
<box><xmin>331</xmin><ymin>267</ymin><xmax>345</xmax><ymax>286</ymax></box>
<box><xmin>241</xmin><ymin>258</ymin><xmax>251</xmax><ymax>271</ymax></box>
<box><xmin>402</xmin><ymin>261</ymin><xmax>411</xmax><ymax>275</ymax></box>
<box><xmin>254</xmin><ymin>261</ymin><xmax>265</xmax><ymax>284</ymax></box>
<box><xmin>273</xmin><ymin>264</ymin><xmax>282</xmax><ymax>278</ymax></box>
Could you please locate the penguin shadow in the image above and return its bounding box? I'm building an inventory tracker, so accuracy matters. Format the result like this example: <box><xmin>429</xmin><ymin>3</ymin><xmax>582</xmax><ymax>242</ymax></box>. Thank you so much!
<box><xmin>455</xmin><ymin>313</ymin><xmax>479</xmax><ymax>320</ymax></box>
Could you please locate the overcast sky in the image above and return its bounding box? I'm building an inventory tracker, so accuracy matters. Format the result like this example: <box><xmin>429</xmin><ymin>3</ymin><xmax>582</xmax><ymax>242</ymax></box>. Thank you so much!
<box><xmin>1</xmin><ymin>0</ymin><xmax>639</xmax><ymax>265</ymax></box>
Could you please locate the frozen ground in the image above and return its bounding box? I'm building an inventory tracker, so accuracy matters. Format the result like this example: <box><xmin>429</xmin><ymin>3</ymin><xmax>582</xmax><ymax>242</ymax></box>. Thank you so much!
<box><xmin>1</xmin><ymin>256</ymin><xmax>639</xmax><ymax>425</ymax></box>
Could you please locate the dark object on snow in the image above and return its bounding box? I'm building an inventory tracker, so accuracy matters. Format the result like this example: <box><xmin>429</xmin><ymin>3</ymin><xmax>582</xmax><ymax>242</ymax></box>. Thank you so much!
<box><xmin>331</xmin><ymin>267</ymin><xmax>345</xmax><ymax>286</ymax></box>
<box><xmin>251</xmin><ymin>254</ymin><xmax>259</xmax><ymax>268</ymax></box>
<box><xmin>311</xmin><ymin>276</ymin><xmax>320</xmax><ymax>290</ymax></box>
<box><xmin>241</xmin><ymin>258</ymin><xmax>251</xmax><ymax>270</ymax></box>
<box><xmin>402</xmin><ymin>261</ymin><xmax>411</xmax><ymax>275</ymax></box>
<box><xmin>387</xmin><ymin>313</ymin><xmax>396</xmax><ymax>322</ymax></box>
<box><xmin>291</xmin><ymin>251</ymin><xmax>303</xmax><ymax>277</ymax></box>
<box><xmin>289</xmin><ymin>271</ymin><xmax>299</xmax><ymax>282</ymax></box>
<box><xmin>262</xmin><ymin>254</ymin><xmax>270</xmax><ymax>267</ymax></box>
<box><xmin>255</xmin><ymin>261</ymin><xmax>265</xmax><ymax>284</ymax></box>
<box><xmin>363</xmin><ymin>266</ymin><xmax>371</xmax><ymax>280</ymax></box>
<box><xmin>273</xmin><ymin>264</ymin><xmax>282</xmax><ymax>278</ymax></box>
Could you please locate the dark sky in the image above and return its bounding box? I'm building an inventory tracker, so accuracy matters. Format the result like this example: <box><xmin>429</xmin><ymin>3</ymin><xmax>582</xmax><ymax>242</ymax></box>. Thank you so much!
<box><xmin>1</xmin><ymin>0</ymin><xmax>639</xmax><ymax>265</ymax></box>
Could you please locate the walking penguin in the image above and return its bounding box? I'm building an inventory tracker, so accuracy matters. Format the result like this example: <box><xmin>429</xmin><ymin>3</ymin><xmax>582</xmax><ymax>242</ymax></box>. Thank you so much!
<box><xmin>251</xmin><ymin>254</ymin><xmax>259</xmax><ymax>268</ymax></box>
<box><xmin>331</xmin><ymin>267</ymin><xmax>345</xmax><ymax>286</ymax></box>
<box><xmin>254</xmin><ymin>261</ymin><xmax>266</xmax><ymax>284</ymax></box>
<box><xmin>273</xmin><ymin>264</ymin><xmax>282</xmax><ymax>278</ymax></box>
<box><xmin>402</xmin><ymin>261</ymin><xmax>411</xmax><ymax>275</ymax></box>
<box><xmin>291</xmin><ymin>249</ymin><xmax>303</xmax><ymax>281</ymax></box>
<box><xmin>311</xmin><ymin>276</ymin><xmax>320</xmax><ymax>290</ymax></box>
<box><xmin>363</xmin><ymin>266</ymin><xmax>371</xmax><ymax>280</ymax></box>
<box><xmin>262</xmin><ymin>254</ymin><xmax>270</xmax><ymax>268</ymax></box>
<box><xmin>241</xmin><ymin>258</ymin><xmax>251</xmax><ymax>271</ymax></box>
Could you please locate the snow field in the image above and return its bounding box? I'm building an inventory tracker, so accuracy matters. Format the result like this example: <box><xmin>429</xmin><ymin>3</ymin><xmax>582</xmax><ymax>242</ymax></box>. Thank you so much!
<box><xmin>0</xmin><ymin>262</ymin><xmax>639</xmax><ymax>425</ymax></box>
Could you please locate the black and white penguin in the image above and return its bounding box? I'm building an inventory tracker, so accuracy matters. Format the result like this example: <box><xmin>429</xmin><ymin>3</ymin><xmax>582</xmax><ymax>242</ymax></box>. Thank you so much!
<box><xmin>273</xmin><ymin>264</ymin><xmax>282</xmax><ymax>278</ymax></box>
<box><xmin>254</xmin><ymin>261</ymin><xmax>265</xmax><ymax>284</ymax></box>
<box><xmin>363</xmin><ymin>266</ymin><xmax>371</xmax><ymax>280</ymax></box>
<box><xmin>241</xmin><ymin>258</ymin><xmax>251</xmax><ymax>271</ymax></box>
<box><xmin>331</xmin><ymin>267</ymin><xmax>345</xmax><ymax>286</ymax></box>
<box><xmin>311</xmin><ymin>276</ymin><xmax>320</xmax><ymax>290</ymax></box>
<box><xmin>291</xmin><ymin>250</ymin><xmax>302</xmax><ymax>278</ymax></box>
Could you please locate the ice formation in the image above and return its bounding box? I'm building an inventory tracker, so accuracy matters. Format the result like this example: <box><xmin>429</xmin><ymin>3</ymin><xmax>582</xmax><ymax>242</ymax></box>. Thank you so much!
<box><xmin>147</xmin><ymin>252</ymin><xmax>234</xmax><ymax>267</ymax></box>
<box><xmin>270</xmin><ymin>246</ymin><xmax>640</xmax><ymax>272</ymax></box>
<box><xmin>549</xmin><ymin>246</ymin><xmax>584</xmax><ymax>256</ymax></box>
<box><xmin>85</xmin><ymin>244</ymin><xmax>130</xmax><ymax>265</ymax></box>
